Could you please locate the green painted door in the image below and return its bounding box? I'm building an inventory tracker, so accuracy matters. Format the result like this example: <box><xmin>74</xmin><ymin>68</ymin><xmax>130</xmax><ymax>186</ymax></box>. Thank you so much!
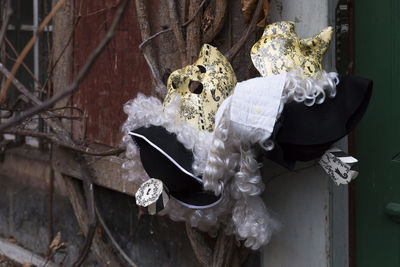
<box><xmin>355</xmin><ymin>1</ymin><xmax>400</xmax><ymax>266</ymax></box>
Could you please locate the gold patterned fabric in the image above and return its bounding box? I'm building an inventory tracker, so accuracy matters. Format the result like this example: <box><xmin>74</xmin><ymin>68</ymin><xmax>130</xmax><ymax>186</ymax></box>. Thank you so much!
<box><xmin>251</xmin><ymin>21</ymin><xmax>333</xmax><ymax>77</ymax></box>
<box><xmin>163</xmin><ymin>44</ymin><xmax>237</xmax><ymax>132</ymax></box>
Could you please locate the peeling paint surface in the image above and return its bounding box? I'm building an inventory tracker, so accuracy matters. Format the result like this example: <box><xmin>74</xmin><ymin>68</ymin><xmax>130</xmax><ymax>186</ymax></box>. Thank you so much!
<box><xmin>263</xmin><ymin>161</ymin><xmax>331</xmax><ymax>266</ymax></box>
<box><xmin>269</xmin><ymin>0</ymin><xmax>329</xmax><ymax>37</ymax></box>
<box><xmin>262</xmin><ymin>0</ymin><xmax>334</xmax><ymax>266</ymax></box>
<box><xmin>72</xmin><ymin>0</ymin><xmax>153</xmax><ymax>146</ymax></box>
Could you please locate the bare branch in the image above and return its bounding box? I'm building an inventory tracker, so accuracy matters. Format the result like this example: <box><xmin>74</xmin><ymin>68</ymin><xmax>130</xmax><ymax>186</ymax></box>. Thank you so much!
<box><xmin>139</xmin><ymin>51</ymin><xmax>167</xmax><ymax>98</ymax></box>
<box><xmin>9</xmin><ymin>95</ymin><xmax>29</xmax><ymax>110</ymax></box>
<box><xmin>238</xmin><ymin>246</ymin><xmax>251</xmax><ymax>266</ymax></box>
<box><xmin>0</xmin><ymin>109</ymin><xmax>11</xmax><ymax>119</ymax></box>
<box><xmin>185</xmin><ymin>223</ymin><xmax>212</xmax><ymax>267</ymax></box>
<box><xmin>4</xmin><ymin>129</ymin><xmax>125</xmax><ymax>156</ymax></box>
<box><xmin>96</xmin><ymin>206</ymin><xmax>138</xmax><ymax>267</ymax></box>
<box><xmin>203</xmin><ymin>0</ymin><xmax>228</xmax><ymax>43</ymax></box>
<box><xmin>56</xmin><ymin>170</ymin><xmax>122</xmax><ymax>266</ymax></box>
<box><xmin>0</xmin><ymin>64</ymin><xmax>82</xmax><ymax>121</ymax></box>
<box><xmin>72</xmin><ymin>156</ymin><xmax>96</xmax><ymax>267</ymax></box>
<box><xmin>0</xmin><ymin>0</ymin><xmax>129</xmax><ymax>131</ymax></box>
<box><xmin>182</xmin><ymin>0</ymin><xmax>207</xmax><ymax>27</ymax></box>
<box><xmin>225</xmin><ymin>0</ymin><xmax>263</xmax><ymax>61</ymax></box>
<box><xmin>81</xmin><ymin>2</ymin><xmax>119</xmax><ymax>17</ymax></box>
<box><xmin>0</xmin><ymin>63</ymin><xmax>78</xmax><ymax>143</ymax></box>
<box><xmin>0</xmin><ymin>2</ymin><xmax>134</xmax><ymax>264</ymax></box>
<box><xmin>186</xmin><ymin>0</ymin><xmax>203</xmax><ymax>64</ymax></box>
<box><xmin>3</xmin><ymin>129</ymin><xmax>53</xmax><ymax>139</ymax></box>
<box><xmin>228</xmin><ymin>6</ymin><xmax>232</xmax><ymax>48</ymax></box>
<box><xmin>0</xmin><ymin>63</ymin><xmax>41</xmax><ymax>105</ymax></box>
<box><xmin>5</xmin><ymin>37</ymin><xmax>42</xmax><ymax>89</ymax></box>
<box><xmin>168</xmin><ymin>0</ymin><xmax>187</xmax><ymax>66</ymax></box>
<box><xmin>212</xmin><ymin>233</ymin><xmax>235</xmax><ymax>267</ymax></box>
<box><xmin>0</xmin><ymin>0</ymin><xmax>12</xmax><ymax>47</ymax></box>
<box><xmin>50</xmin><ymin>106</ymin><xmax>84</xmax><ymax>113</ymax></box>
<box><xmin>138</xmin><ymin>28</ymin><xmax>172</xmax><ymax>51</ymax></box>
<box><xmin>39</xmin><ymin>115</ymin><xmax>83</xmax><ymax>121</ymax></box>
<box><xmin>47</xmin><ymin>168</ymin><xmax>54</xmax><ymax>258</ymax></box>
<box><xmin>0</xmin><ymin>0</ymin><xmax>66</xmax><ymax>102</ymax></box>
<box><xmin>46</xmin><ymin>2</ymin><xmax>80</xmax><ymax>100</ymax></box>
<box><xmin>58</xmin><ymin>143</ymin><xmax>124</xmax><ymax>157</ymax></box>
<box><xmin>135</xmin><ymin>0</ymin><xmax>166</xmax><ymax>96</ymax></box>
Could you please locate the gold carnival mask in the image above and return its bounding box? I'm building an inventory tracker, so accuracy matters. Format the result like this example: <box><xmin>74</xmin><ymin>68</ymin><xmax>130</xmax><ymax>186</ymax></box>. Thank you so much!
<box><xmin>251</xmin><ymin>21</ymin><xmax>333</xmax><ymax>77</ymax></box>
<box><xmin>163</xmin><ymin>44</ymin><xmax>237</xmax><ymax>132</ymax></box>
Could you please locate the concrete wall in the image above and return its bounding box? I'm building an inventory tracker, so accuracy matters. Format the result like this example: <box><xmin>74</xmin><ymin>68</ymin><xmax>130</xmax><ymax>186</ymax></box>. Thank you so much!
<box><xmin>262</xmin><ymin>0</ymin><xmax>348</xmax><ymax>266</ymax></box>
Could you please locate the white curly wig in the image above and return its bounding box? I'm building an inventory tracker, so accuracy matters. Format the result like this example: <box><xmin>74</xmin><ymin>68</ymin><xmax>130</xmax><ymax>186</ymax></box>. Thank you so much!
<box><xmin>121</xmin><ymin>69</ymin><xmax>338</xmax><ymax>250</ymax></box>
<box><xmin>203</xmin><ymin>70</ymin><xmax>339</xmax><ymax>194</ymax></box>
<box><xmin>121</xmin><ymin>93</ymin><xmax>279</xmax><ymax>249</ymax></box>
<box><xmin>201</xmin><ymin>70</ymin><xmax>338</xmax><ymax>248</ymax></box>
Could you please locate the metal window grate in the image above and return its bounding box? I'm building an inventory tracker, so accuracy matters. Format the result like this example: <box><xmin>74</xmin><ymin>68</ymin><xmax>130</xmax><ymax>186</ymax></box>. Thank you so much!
<box><xmin>1</xmin><ymin>0</ymin><xmax>52</xmax><ymax>147</ymax></box>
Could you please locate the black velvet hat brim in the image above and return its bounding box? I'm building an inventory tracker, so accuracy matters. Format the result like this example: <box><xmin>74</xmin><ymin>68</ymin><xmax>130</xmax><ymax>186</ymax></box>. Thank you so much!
<box><xmin>130</xmin><ymin>126</ymin><xmax>222</xmax><ymax>209</ymax></box>
<box><xmin>264</xmin><ymin>74</ymin><xmax>373</xmax><ymax>170</ymax></box>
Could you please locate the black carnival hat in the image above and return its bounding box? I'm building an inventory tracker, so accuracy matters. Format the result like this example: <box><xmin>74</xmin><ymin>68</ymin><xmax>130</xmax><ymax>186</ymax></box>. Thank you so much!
<box><xmin>129</xmin><ymin>126</ymin><xmax>222</xmax><ymax>209</ymax></box>
<box><xmin>264</xmin><ymin>74</ymin><xmax>373</xmax><ymax>170</ymax></box>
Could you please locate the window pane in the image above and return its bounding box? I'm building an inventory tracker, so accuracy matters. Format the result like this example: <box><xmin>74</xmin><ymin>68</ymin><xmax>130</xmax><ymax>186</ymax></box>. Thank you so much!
<box><xmin>11</xmin><ymin>0</ymin><xmax>34</xmax><ymax>26</ymax></box>
<box><xmin>39</xmin><ymin>31</ymin><xmax>52</xmax><ymax>87</ymax></box>
<box><xmin>39</xmin><ymin>0</ymin><xmax>52</xmax><ymax>22</ymax></box>
<box><xmin>5</xmin><ymin>30</ymin><xmax>35</xmax><ymax>107</ymax></box>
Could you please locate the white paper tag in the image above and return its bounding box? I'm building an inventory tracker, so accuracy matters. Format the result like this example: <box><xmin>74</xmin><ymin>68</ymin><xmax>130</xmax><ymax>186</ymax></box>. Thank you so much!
<box><xmin>135</xmin><ymin>178</ymin><xmax>164</xmax><ymax>207</ymax></box>
<box><xmin>319</xmin><ymin>148</ymin><xmax>359</xmax><ymax>185</ymax></box>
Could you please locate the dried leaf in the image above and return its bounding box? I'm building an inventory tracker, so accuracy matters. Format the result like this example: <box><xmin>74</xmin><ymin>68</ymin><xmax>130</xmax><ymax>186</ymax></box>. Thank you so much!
<box><xmin>49</xmin><ymin>232</ymin><xmax>61</xmax><ymax>251</ymax></box>
<box><xmin>241</xmin><ymin>0</ymin><xmax>257</xmax><ymax>23</ymax></box>
<box><xmin>241</xmin><ymin>0</ymin><xmax>270</xmax><ymax>27</ymax></box>
<box><xmin>257</xmin><ymin>0</ymin><xmax>270</xmax><ymax>27</ymax></box>
<box><xmin>49</xmin><ymin>232</ymin><xmax>66</xmax><ymax>253</ymax></box>
<box><xmin>96</xmin><ymin>226</ymin><xmax>103</xmax><ymax>238</ymax></box>
<box><xmin>202</xmin><ymin>6</ymin><xmax>214</xmax><ymax>33</ymax></box>
<box><xmin>137</xmin><ymin>206</ymin><xmax>145</xmax><ymax>220</ymax></box>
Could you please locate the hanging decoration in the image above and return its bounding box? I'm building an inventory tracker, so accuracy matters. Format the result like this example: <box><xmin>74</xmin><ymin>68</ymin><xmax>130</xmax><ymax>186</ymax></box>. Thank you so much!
<box><xmin>263</xmin><ymin>73</ymin><xmax>372</xmax><ymax>169</ymax></box>
<box><xmin>130</xmin><ymin>125</ymin><xmax>222</xmax><ymax>209</ymax></box>
<box><xmin>122</xmin><ymin>21</ymin><xmax>373</xmax><ymax>250</ymax></box>
<box><xmin>163</xmin><ymin>44</ymin><xmax>237</xmax><ymax>132</ymax></box>
<box><xmin>251</xmin><ymin>21</ymin><xmax>333</xmax><ymax>77</ymax></box>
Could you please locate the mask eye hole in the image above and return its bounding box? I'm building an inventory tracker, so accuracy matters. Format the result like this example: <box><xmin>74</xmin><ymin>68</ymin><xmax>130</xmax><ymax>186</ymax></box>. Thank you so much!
<box><xmin>171</xmin><ymin>81</ymin><xmax>178</xmax><ymax>89</ymax></box>
<box><xmin>197</xmin><ymin>65</ymin><xmax>206</xmax><ymax>73</ymax></box>
<box><xmin>188</xmin><ymin>80</ymin><xmax>203</xmax><ymax>94</ymax></box>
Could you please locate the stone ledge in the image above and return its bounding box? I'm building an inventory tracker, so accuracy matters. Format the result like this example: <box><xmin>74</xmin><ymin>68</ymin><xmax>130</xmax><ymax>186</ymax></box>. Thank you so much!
<box><xmin>0</xmin><ymin>145</ymin><xmax>138</xmax><ymax>196</ymax></box>
<box><xmin>53</xmin><ymin>147</ymin><xmax>138</xmax><ymax>196</ymax></box>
